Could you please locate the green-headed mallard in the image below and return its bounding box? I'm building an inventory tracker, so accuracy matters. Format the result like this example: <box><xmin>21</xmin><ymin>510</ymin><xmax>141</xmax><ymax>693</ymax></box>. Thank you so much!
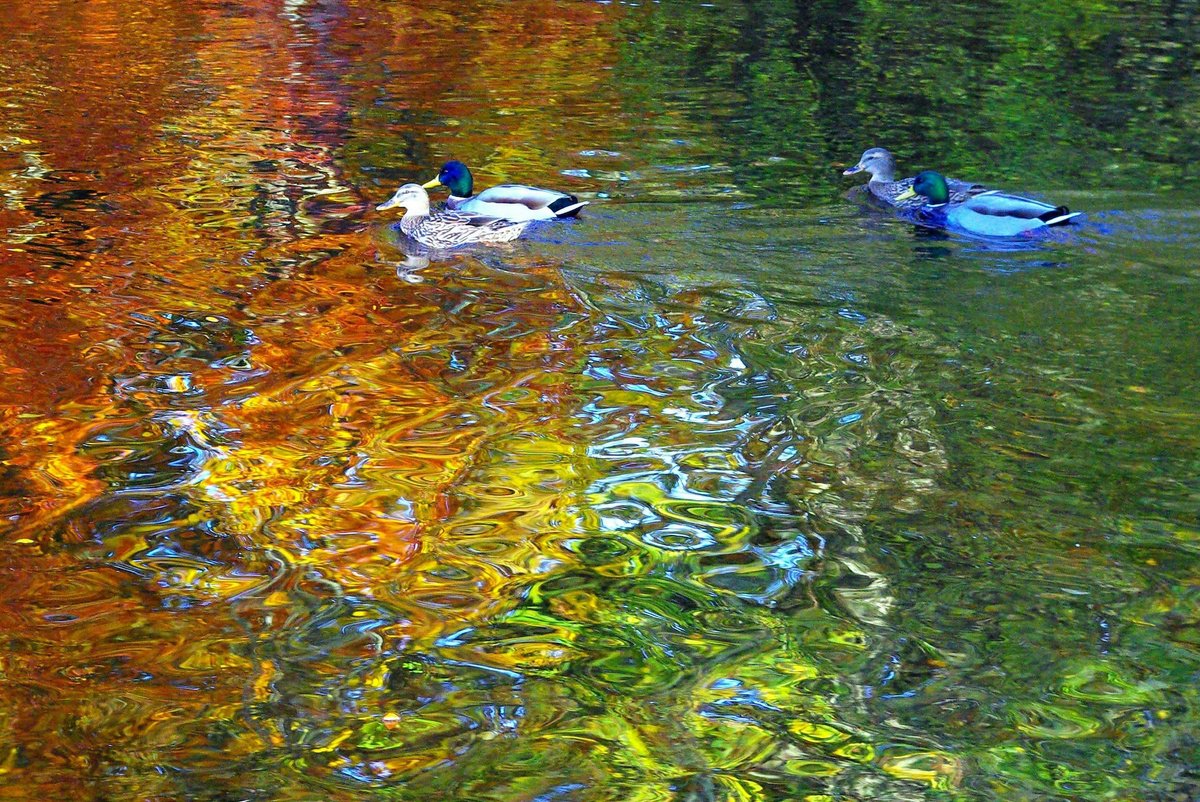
<box><xmin>897</xmin><ymin>170</ymin><xmax>1081</xmax><ymax>237</ymax></box>
<box><xmin>377</xmin><ymin>184</ymin><xmax>529</xmax><ymax>248</ymax></box>
<box><xmin>843</xmin><ymin>147</ymin><xmax>983</xmax><ymax>208</ymax></box>
<box><xmin>422</xmin><ymin>160</ymin><xmax>588</xmax><ymax>222</ymax></box>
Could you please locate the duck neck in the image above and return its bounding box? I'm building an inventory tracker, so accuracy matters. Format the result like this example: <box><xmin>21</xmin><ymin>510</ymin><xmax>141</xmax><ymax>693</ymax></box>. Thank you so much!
<box><xmin>443</xmin><ymin>171</ymin><xmax>473</xmax><ymax>199</ymax></box>
<box><xmin>868</xmin><ymin>157</ymin><xmax>897</xmax><ymax>184</ymax></box>
<box><xmin>923</xmin><ymin>181</ymin><xmax>950</xmax><ymax>205</ymax></box>
<box><xmin>399</xmin><ymin>206</ymin><xmax>429</xmax><ymax>235</ymax></box>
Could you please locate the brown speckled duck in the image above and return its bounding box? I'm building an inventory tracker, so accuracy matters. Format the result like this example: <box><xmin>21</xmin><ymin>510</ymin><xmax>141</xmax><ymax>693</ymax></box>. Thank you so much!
<box><xmin>843</xmin><ymin>147</ymin><xmax>983</xmax><ymax>209</ymax></box>
<box><xmin>377</xmin><ymin>183</ymin><xmax>529</xmax><ymax>248</ymax></box>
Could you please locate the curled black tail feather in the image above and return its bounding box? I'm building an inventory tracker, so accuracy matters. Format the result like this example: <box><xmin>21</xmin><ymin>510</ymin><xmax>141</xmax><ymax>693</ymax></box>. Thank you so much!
<box><xmin>1039</xmin><ymin>205</ymin><xmax>1072</xmax><ymax>225</ymax></box>
<box><xmin>548</xmin><ymin>194</ymin><xmax>584</xmax><ymax>217</ymax></box>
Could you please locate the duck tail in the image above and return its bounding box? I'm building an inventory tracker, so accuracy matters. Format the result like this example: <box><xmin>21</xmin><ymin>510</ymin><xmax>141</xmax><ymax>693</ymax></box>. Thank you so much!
<box><xmin>1038</xmin><ymin>205</ymin><xmax>1081</xmax><ymax>226</ymax></box>
<box><xmin>549</xmin><ymin>195</ymin><xmax>589</xmax><ymax>218</ymax></box>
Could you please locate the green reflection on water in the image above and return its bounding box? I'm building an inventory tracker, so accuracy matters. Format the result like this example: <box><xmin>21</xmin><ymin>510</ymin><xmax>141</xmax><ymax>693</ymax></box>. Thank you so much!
<box><xmin>610</xmin><ymin>0</ymin><xmax>1200</xmax><ymax>202</ymax></box>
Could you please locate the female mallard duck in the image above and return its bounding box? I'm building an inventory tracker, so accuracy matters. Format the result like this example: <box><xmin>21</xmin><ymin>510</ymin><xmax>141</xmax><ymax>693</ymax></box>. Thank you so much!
<box><xmin>843</xmin><ymin>147</ymin><xmax>983</xmax><ymax>209</ymax></box>
<box><xmin>377</xmin><ymin>184</ymin><xmax>529</xmax><ymax>248</ymax></box>
<box><xmin>896</xmin><ymin>170</ymin><xmax>1081</xmax><ymax>237</ymax></box>
<box><xmin>423</xmin><ymin>160</ymin><xmax>588</xmax><ymax>222</ymax></box>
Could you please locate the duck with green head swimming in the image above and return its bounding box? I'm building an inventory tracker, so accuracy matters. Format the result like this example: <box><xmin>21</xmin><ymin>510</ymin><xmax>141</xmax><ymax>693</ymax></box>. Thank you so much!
<box><xmin>896</xmin><ymin>170</ymin><xmax>1081</xmax><ymax>238</ymax></box>
<box><xmin>422</xmin><ymin>160</ymin><xmax>588</xmax><ymax>222</ymax></box>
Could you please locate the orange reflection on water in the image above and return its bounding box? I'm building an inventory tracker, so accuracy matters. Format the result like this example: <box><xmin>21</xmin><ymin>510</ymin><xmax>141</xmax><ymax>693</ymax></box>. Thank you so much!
<box><xmin>1</xmin><ymin>0</ymin><xmax>620</xmax><ymax>792</ymax></box>
<box><xmin>0</xmin><ymin>1</ymin><xmax>906</xmax><ymax>798</ymax></box>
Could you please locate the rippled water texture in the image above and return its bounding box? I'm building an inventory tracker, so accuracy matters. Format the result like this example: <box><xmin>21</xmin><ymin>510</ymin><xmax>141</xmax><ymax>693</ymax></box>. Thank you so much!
<box><xmin>1</xmin><ymin>1</ymin><xmax>1199</xmax><ymax>800</ymax></box>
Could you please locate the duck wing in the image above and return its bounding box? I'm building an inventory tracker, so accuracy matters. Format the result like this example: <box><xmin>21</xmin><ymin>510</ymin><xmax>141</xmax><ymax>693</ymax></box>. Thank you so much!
<box><xmin>434</xmin><ymin>208</ymin><xmax>475</xmax><ymax>223</ymax></box>
<box><xmin>946</xmin><ymin>176</ymin><xmax>988</xmax><ymax>195</ymax></box>
<box><xmin>436</xmin><ymin>208</ymin><xmax>506</xmax><ymax>228</ymax></box>
<box><xmin>947</xmin><ymin>180</ymin><xmax>991</xmax><ymax>203</ymax></box>
<box><xmin>475</xmin><ymin>184</ymin><xmax>570</xmax><ymax>208</ymax></box>
<box><xmin>476</xmin><ymin>217</ymin><xmax>531</xmax><ymax>242</ymax></box>
<box><xmin>469</xmin><ymin>184</ymin><xmax>589</xmax><ymax>219</ymax></box>
<box><xmin>406</xmin><ymin>210</ymin><xmax>527</xmax><ymax>248</ymax></box>
<box><xmin>947</xmin><ymin>192</ymin><xmax>1080</xmax><ymax>237</ymax></box>
<box><xmin>964</xmin><ymin>191</ymin><xmax>1078</xmax><ymax>224</ymax></box>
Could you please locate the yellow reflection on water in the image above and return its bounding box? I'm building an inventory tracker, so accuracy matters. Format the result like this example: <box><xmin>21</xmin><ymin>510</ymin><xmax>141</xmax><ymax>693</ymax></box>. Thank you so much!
<box><xmin>0</xmin><ymin>1</ymin><xmax>953</xmax><ymax>799</ymax></box>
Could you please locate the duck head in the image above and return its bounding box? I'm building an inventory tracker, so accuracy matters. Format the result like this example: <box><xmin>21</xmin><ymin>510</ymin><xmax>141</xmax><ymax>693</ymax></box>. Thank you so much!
<box><xmin>377</xmin><ymin>183</ymin><xmax>432</xmax><ymax>215</ymax></box>
<box><xmin>843</xmin><ymin>147</ymin><xmax>898</xmax><ymax>181</ymax></box>
<box><xmin>422</xmin><ymin>160</ymin><xmax>474</xmax><ymax>197</ymax></box>
<box><xmin>896</xmin><ymin>170</ymin><xmax>950</xmax><ymax>205</ymax></box>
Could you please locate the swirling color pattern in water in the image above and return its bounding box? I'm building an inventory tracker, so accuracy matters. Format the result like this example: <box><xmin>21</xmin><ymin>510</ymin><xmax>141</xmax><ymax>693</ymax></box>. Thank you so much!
<box><xmin>1</xmin><ymin>1</ymin><xmax>1200</xmax><ymax>801</ymax></box>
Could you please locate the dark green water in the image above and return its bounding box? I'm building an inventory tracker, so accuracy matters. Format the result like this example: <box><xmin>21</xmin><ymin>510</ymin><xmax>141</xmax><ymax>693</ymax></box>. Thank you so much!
<box><xmin>0</xmin><ymin>1</ymin><xmax>1198</xmax><ymax>800</ymax></box>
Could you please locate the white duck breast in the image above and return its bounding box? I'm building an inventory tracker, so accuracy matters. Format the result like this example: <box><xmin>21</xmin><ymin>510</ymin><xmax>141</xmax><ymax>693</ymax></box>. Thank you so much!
<box><xmin>447</xmin><ymin>184</ymin><xmax>589</xmax><ymax>221</ymax></box>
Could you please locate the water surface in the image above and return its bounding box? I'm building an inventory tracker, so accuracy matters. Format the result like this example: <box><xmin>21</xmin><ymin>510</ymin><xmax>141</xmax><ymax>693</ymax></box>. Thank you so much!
<box><xmin>1</xmin><ymin>1</ymin><xmax>1199</xmax><ymax>800</ymax></box>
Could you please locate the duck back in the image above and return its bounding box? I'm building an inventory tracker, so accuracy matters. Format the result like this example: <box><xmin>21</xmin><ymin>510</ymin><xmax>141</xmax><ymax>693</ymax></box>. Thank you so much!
<box><xmin>448</xmin><ymin>185</ymin><xmax>588</xmax><ymax>221</ymax></box>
